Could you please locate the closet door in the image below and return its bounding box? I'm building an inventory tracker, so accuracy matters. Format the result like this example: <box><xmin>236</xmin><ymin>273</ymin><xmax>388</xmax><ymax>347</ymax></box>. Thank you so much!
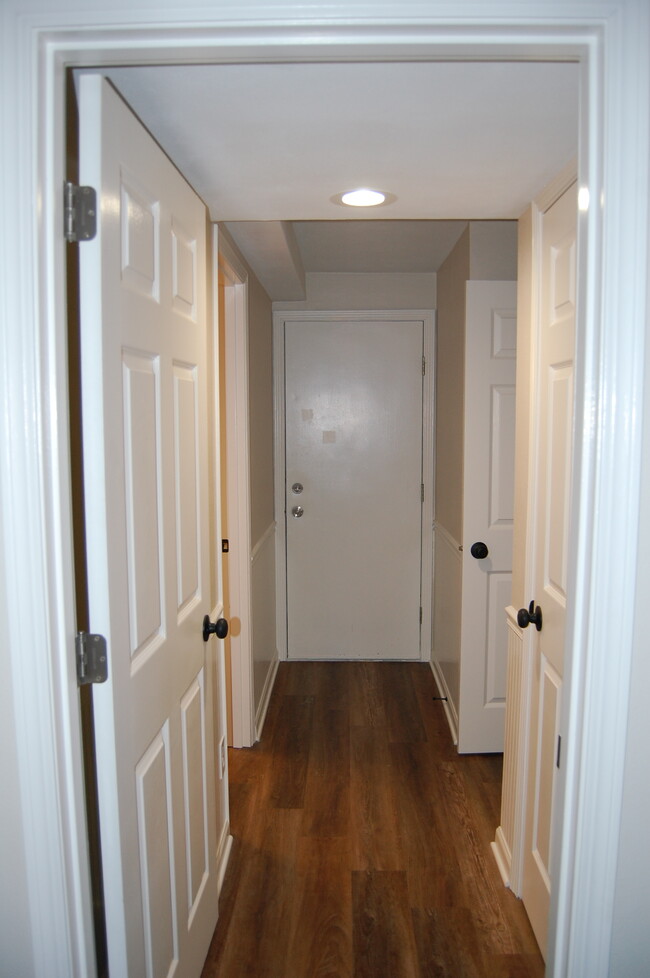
<box><xmin>458</xmin><ymin>280</ymin><xmax>517</xmax><ymax>753</ymax></box>
<box><xmin>78</xmin><ymin>74</ymin><xmax>221</xmax><ymax>977</ymax></box>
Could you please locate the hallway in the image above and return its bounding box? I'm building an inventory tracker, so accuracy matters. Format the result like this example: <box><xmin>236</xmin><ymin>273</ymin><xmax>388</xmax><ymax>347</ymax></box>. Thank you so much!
<box><xmin>202</xmin><ymin>662</ymin><xmax>542</xmax><ymax>977</ymax></box>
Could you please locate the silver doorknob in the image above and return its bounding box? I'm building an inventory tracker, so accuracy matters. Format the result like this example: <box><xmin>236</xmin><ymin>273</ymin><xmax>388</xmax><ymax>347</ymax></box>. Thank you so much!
<box><xmin>291</xmin><ymin>505</ymin><xmax>304</xmax><ymax>518</ymax></box>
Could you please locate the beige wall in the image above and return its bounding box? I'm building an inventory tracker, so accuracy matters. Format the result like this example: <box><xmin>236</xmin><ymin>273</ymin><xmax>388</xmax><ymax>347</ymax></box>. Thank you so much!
<box><xmin>273</xmin><ymin>270</ymin><xmax>437</xmax><ymax>311</ymax></box>
<box><xmin>217</xmin><ymin>225</ymin><xmax>277</xmax><ymax>737</ymax></box>
<box><xmin>247</xmin><ymin>272</ymin><xmax>276</xmax><ymax>545</ymax></box>
<box><xmin>470</xmin><ymin>220</ymin><xmax>519</xmax><ymax>280</ymax></box>
<box><xmin>435</xmin><ymin>225</ymin><xmax>470</xmax><ymax>542</ymax></box>
<box><xmin>432</xmin><ymin>220</ymin><xmax>517</xmax><ymax>725</ymax></box>
<box><xmin>511</xmin><ymin>208</ymin><xmax>533</xmax><ymax>611</ymax></box>
<box><xmin>246</xmin><ymin>271</ymin><xmax>278</xmax><ymax>723</ymax></box>
<box><xmin>434</xmin><ymin>220</ymin><xmax>518</xmax><ymax>544</ymax></box>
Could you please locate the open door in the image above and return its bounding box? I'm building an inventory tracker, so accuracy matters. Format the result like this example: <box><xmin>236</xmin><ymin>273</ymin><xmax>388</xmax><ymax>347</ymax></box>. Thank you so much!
<box><xmin>458</xmin><ymin>280</ymin><xmax>517</xmax><ymax>752</ymax></box>
<box><xmin>520</xmin><ymin>180</ymin><xmax>577</xmax><ymax>956</ymax></box>
<box><xmin>78</xmin><ymin>75</ymin><xmax>224</xmax><ymax>977</ymax></box>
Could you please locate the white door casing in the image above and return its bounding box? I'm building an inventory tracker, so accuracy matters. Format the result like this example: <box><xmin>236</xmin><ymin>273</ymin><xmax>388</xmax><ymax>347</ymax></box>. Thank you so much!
<box><xmin>458</xmin><ymin>281</ymin><xmax>517</xmax><ymax>753</ymax></box>
<box><xmin>277</xmin><ymin>311</ymin><xmax>434</xmax><ymax>662</ymax></box>
<box><xmin>78</xmin><ymin>75</ymin><xmax>221</xmax><ymax>977</ymax></box>
<box><xmin>521</xmin><ymin>180</ymin><xmax>577</xmax><ymax>957</ymax></box>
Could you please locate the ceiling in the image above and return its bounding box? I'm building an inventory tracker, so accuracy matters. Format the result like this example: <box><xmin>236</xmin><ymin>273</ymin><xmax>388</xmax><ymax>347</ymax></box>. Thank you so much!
<box><xmin>98</xmin><ymin>61</ymin><xmax>579</xmax><ymax>298</ymax></box>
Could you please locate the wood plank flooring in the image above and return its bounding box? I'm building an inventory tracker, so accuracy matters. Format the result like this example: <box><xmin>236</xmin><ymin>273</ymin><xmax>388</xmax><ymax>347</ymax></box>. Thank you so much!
<box><xmin>201</xmin><ymin>662</ymin><xmax>543</xmax><ymax>978</ymax></box>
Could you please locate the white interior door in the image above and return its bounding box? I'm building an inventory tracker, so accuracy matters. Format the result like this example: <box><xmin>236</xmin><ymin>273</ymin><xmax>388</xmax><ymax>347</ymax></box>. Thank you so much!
<box><xmin>78</xmin><ymin>75</ymin><xmax>220</xmax><ymax>977</ymax></box>
<box><xmin>521</xmin><ymin>181</ymin><xmax>577</xmax><ymax>956</ymax></box>
<box><xmin>284</xmin><ymin>317</ymin><xmax>424</xmax><ymax>660</ymax></box>
<box><xmin>458</xmin><ymin>281</ymin><xmax>517</xmax><ymax>753</ymax></box>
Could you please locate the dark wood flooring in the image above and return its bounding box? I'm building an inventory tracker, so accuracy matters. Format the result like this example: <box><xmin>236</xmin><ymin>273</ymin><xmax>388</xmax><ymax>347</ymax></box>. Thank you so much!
<box><xmin>201</xmin><ymin>661</ymin><xmax>544</xmax><ymax>978</ymax></box>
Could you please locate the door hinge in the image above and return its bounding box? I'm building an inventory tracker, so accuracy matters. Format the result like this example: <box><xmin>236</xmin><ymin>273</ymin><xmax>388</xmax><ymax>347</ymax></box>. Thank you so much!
<box><xmin>64</xmin><ymin>181</ymin><xmax>97</xmax><ymax>243</ymax></box>
<box><xmin>556</xmin><ymin>734</ymin><xmax>562</xmax><ymax>769</ymax></box>
<box><xmin>419</xmin><ymin>607</ymin><xmax>423</xmax><ymax>625</ymax></box>
<box><xmin>422</xmin><ymin>356</ymin><xmax>426</xmax><ymax>376</ymax></box>
<box><xmin>421</xmin><ymin>483</ymin><xmax>425</xmax><ymax>502</ymax></box>
<box><xmin>76</xmin><ymin>631</ymin><xmax>108</xmax><ymax>685</ymax></box>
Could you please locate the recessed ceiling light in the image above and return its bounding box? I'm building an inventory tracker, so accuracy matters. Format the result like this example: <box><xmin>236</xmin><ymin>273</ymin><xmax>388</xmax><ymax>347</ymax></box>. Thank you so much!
<box><xmin>330</xmin><ymin>188</ymin><xmax>397</xmax><ymax>209</ymax></box>
<box><xmin>340</xmin><ymin>188</ymin><xmax>387</xmax><ymax>207</ymax></box>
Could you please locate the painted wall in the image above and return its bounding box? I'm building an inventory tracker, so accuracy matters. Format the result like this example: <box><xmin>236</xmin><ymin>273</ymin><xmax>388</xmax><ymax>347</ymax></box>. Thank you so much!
<box><xmin>218</xmin><ymin>227</ymin><xmax>278</xmax><ymax>727</ymax></box>
<box><xmin>431</xmin><ymin>227</ymin><xmax>470</xmax><ymax>716</ymax></box>
<box><xmin>246</xmin><ymin>268</ymin><xmax>278</xmax><ymax>718</ymax></box>
<box><xmin>510</xmin><ymin>208</ymin><xmax>534</xmax><ymax>611</ymax></box>
<box><xmin>431</xmin><ymin>221</ymin><xmax>517</xmax><ymax>729</ymax></box>
<box><xmin>248</xmin><ymin>272</ymin><xmax>276</xmax><ymax>545</ymax></box>
<box><xmin>273</xmin><ymin>270</ymin><xmax>437</xmax><ymax>310</ymax></box>
<box><xmin>435</xmin><ymin>226</ymin><xmax>470</xmax><ymax>542</ymax></box>
<box><xmin>470</xmin><ymin>221</ymin><xmax>519</xmax><ymax>280</ymax></box>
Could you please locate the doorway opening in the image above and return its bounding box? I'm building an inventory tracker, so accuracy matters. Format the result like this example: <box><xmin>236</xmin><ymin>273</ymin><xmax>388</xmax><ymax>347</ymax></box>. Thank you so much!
<box><xmin>46</xmin><ymin>22</ymin><xmax>632</xmax><ymax>976</ymax></box>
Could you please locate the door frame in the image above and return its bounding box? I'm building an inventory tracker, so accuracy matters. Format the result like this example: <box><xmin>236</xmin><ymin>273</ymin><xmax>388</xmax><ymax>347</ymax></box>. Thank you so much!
<box><xmin>216</xmin><ymin>230</ymin><xmax>256</xmax><ymax>748</ymax></box>
<box><xmin>273</xmin><ymin>309</ymin><xmax>435</xmax><ymax>662</ymax></box>
<box><xmin>2</xmin><ymin>4</ymin><xmax>648</xmax><ymax>977</ymax></box>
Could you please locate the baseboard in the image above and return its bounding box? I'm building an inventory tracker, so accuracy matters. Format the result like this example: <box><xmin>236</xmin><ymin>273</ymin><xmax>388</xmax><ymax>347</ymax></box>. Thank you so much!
<box><xmin>255</xmin><ymin>653</ymin><xmax>279</xmax><ymax>740</ymax></box>
<box><xmin>491</xmin><ymin>826</ymin><xmax>512</xmax><ymax>889</ymax></box>
<box><xmin>430</xmin><ymin>658</ymin><xmax>459</xmax><ymax>746</ymax></box>
<box><xmin>215</xmin><ymin>820</ymin><xmax>233</xmax><ymax>898</ymax></box>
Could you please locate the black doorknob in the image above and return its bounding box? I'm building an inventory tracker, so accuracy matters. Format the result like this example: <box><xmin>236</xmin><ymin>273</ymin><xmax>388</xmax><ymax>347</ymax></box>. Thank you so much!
<box><xmin>202</xmin><ymin>615</ymin><xmax>229</xmax><ymax>642</ymax></box>
<box><xmin>517</xmin><ymin>600</ymin><xmax>543</xmax><ymax>632</ymax></box>
<box><xmin>470</xmin><ymin>541</ymin><xmax>489</xmax><ymax>559</ymax></box>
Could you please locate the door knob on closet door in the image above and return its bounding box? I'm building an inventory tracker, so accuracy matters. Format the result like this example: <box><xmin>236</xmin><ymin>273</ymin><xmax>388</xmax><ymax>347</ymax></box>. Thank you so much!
<box><xmin>470</xmin><ymin>541</ymin><xmax>489</xmax><ymax>559</ymax></box>
<box><xmin>202</xmin><ymin>615</ymin><xmax>229</xmax><ymax>642</ymax></box>
<box><xmin>517</xmin><ymin>600</ymin><xmax>543</xmax><ymax>631</ymax></box>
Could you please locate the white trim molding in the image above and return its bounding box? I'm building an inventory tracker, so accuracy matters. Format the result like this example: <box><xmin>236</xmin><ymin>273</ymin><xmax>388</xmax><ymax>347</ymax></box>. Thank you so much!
<box><xmin>1</xmin><ymin>5</ymin><xmax>648</xmax><ymax>976</ymax></box>
<box><xmin>430</xmin><ymin>658</ymin><xmax>460</xmax><ymax>747</ymax></box>
<box><xmin>255</xmin><ymin>656</ymin><xmax>279</xmax><ymax>741</ymax></box>
<box><xmin>250</xmin><ymin>519</ymin><xmax>279</xmax><ymax>739</ymax></box>
<box><xmin>430</xmin><ymin>521</ymin><xmax>463</xmax><ymax>745</ymax></box>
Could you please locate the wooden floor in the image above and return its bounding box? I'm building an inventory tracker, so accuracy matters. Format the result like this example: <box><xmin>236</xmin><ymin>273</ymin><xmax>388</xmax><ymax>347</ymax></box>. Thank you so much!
<box><xmin>202</xmin><ymin>662</ymin><xmax>544</xmax><ymax>978</ymax></box>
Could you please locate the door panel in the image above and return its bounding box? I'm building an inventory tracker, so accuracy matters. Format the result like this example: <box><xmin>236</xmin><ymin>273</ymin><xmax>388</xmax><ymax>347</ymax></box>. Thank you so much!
<box><xmin>521</xmin><ymin>181</ymin><xmax>577</xmax><ymax>956</ymax></box>
<box><xmin>78</xmin><ymin>75</ymin><xmax>219</xmax><ymax>977</ymax></box>
<box><xmin>284</xmin><ymin>318</ymin><xmax>424</xmax><ymax>660</ymax></box>
<box><xmin>458</xmin><ymin>282</ymin><xmax>517</xmax><ymax>752</ymax></box>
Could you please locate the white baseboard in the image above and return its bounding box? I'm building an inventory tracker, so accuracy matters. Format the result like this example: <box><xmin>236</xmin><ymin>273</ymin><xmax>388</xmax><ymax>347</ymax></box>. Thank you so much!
<box><xmin>430</xmin><ymin>658</ymin><xmax>459</xmax><ymax>746</ymax></box>
<box><xmin>491</xmin><ymin>826</ymin><xmax>512</xmax><ymax>889</ymax></box>
<box><xmin>255</xmin><ymin>653</ymin><xmax>279</xmax><ymax>740</ymax></box>
<box><xmin>215</xmin><ymin>820</ymin><xmax>233</xmax><ymax>898</ymax></box>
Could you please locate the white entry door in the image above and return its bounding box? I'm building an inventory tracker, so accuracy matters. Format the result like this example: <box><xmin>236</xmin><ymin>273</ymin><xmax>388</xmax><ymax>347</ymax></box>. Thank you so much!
<box><xmin>521</xmin><ymin>181</ymin><xmax>577</xmax><ymax>955</ymax></box>
<box><xmin>458</xmin><ymin>281</ymin><xmax>517</xmax><ymax>753</ymax></box>
<box><xmin>78</xmin><ymin>75</ymin><xmax>220</xmax><ymax>977</ymax></box>
<box><xmin>284</xmin><ymin>317</ymin><xmax>424</xmax><ymax>660</ymax></box>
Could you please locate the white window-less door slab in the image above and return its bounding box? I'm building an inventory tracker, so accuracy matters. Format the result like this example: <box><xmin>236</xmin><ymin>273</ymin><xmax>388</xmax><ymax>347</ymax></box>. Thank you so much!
<box><xmin>284</xmin><ymin>318</ymin><xmax>424</xmax><ymax>660</ymax></box>
<box><xmin>458</xmin><ymin>281</ymin><xmax>517</xmax><ymax>753</ymax></box>
<box><xmin>521</xmin><ymin>181</ymin><xmax>577</xmax><ymax>957</ymax></box>
<box><xmin>78</xmin><ymin>75</ymin><xmax>220</xmax><ymax>978</ymax></box>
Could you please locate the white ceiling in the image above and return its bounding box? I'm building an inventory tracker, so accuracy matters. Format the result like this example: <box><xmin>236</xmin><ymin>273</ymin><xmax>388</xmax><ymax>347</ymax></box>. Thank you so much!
<box><xmin>98</xmin><ymin>60</ymin><xmax>579</xmax><ymax>295</ymax></box>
